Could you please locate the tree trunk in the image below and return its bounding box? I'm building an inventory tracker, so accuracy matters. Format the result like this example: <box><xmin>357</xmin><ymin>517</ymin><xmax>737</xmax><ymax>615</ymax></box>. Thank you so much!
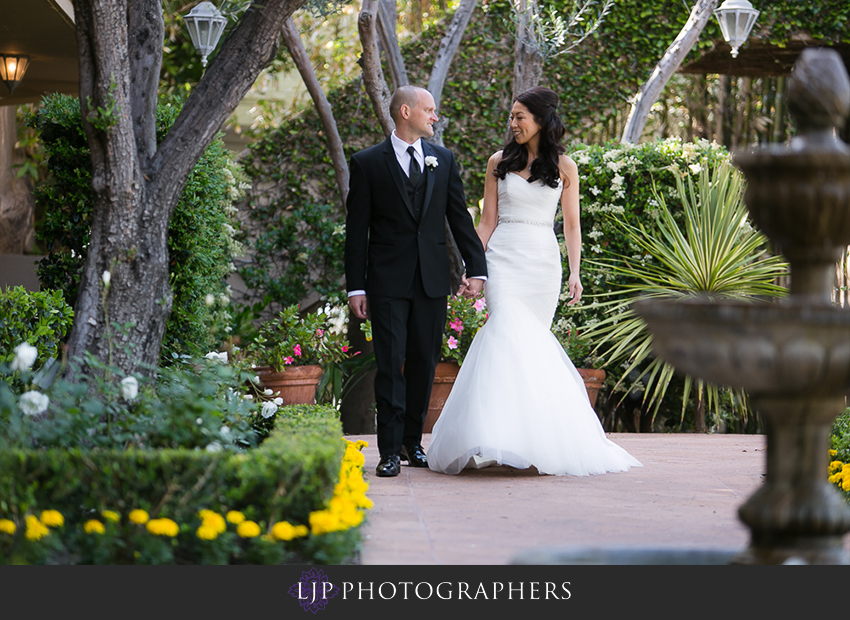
<box><xmin>376</xmin><ymin>0</ymin><xmax>408</xmax><ymax>91</ymax></box>
<box><xmin>358</xmin><ymin>0</ymin><xmax>394</xmax><ymax>136</ymax></box>
<box><xmin>694</xmin><ymin>392</ymin><xmax>707</xmax><ymax>433</ymax></box>
<box><xmin>511</xmin><ymin>0</ymin><xmax>543</xmax><ymax>101</ymax></box>
<box><xmin>280</xmin><ymin>18</ymin><xmax>350</xmax><ymax>210</ymax></box>
<box><xmin>66</xmin><ymin>0</ymin><xmax>307</xmax><ymax>379</ymax></box>
<box><xmin>0</xmin><ymin>105</ymin><xmax>35</xmax><ymax>254</ymax></box>
<box><xmin>621</xmin><ymin>0</ymin><xmax>718</xmax><ymax>144</ymax></box>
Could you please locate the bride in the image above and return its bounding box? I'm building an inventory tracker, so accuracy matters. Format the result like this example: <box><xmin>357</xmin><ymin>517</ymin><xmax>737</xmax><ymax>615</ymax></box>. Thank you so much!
<box><xmin>427</xmin><ymin>86</ymin><xmax>642</xmax><ymax>476</ymax></box>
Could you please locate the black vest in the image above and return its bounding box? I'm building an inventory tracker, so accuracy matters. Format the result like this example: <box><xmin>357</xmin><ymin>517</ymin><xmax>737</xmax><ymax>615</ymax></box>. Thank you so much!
<box><xmin>404</xmin><ymin>166</ymin><xmax>426</xmax><ymax>221</ymax></box>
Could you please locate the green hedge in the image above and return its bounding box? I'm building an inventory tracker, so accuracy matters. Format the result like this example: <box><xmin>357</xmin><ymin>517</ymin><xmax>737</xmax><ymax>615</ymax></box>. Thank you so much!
<box><xmin>0</xmin><ymin>405</ymin><xmax>362</xmax><ymax>564</ymax></box>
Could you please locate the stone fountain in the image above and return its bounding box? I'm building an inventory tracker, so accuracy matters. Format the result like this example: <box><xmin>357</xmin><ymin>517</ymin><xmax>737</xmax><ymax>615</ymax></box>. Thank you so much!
<box><xmin>634</xmin><ymin>47</ymin><xmax>850</xmax><ymax>565</ymax></box>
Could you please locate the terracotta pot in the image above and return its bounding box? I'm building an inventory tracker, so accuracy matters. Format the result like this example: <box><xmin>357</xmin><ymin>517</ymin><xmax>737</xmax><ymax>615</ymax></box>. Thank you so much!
<box><xmin>576</xmin><ymin>368</ymin><xmax>606</xmax><ymax>409</ymax></box>
<box><xmin>255</xmin><ymin>364</ymin><xmax>324</xmax><ymax>406</ymax></box>
<box><xmin>423</xmin><ymin>361</ymin><xmax>460</xmax><ymax>433</ymax></box>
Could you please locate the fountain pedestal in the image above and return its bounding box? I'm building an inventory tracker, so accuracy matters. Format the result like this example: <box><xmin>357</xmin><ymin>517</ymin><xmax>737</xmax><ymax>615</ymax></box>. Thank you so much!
<box><xmin>635</xmin><ymin>47</ymin><xmax>850</xmax><ymax>565</ymax></box>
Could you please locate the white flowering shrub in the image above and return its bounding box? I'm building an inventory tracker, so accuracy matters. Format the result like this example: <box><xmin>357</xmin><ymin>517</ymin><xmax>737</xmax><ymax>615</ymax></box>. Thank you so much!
<box><xmin>554</xmin><ymin>137</ymin><xmax>730</xmax><ymax>365</ymax></box>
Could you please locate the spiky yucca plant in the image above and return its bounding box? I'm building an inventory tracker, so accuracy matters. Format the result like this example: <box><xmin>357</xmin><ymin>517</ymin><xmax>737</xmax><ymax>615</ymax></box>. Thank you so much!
<box><xmin>581</xmin><ymin>157</ymin><xmax>789</xmax><ymax>429</ymax></box>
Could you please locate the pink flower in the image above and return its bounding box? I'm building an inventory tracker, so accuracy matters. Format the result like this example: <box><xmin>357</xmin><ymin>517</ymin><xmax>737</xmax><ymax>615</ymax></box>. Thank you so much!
<box><xmin>284</xmin><ymin>356</ymin><xmax>294</xmax><ymax>365</ymax></box>
<box><xmin>447</xmin><ymin>336</ymin><xmax>458</xmax><ymax>350</ymax></box>
<box><xmin>293</xmin><ymin>344</ymin><xmax>302</xmax><ymax>356</ymax></box>
<box><xmin>449</xmin><ymin>318</ymin><xmax>463</xmax><ymax>333</ymax></box>
<box><xmin>474</xmin><ymin>298</ymin><xmax>486</xmax><ymax>312</ymax></box>
<box><xmin>342</xmin><ymin>345</ymin><xmax>349</xmax><ymax>353</ymax></box>
<box><xmin>316</xmin><ymin>329</ymin><xmax>324</xmax><ymax>337</ymax></box>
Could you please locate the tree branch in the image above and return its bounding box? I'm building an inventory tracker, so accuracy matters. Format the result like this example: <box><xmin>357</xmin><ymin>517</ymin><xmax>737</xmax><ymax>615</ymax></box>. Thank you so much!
<box><xmin>280</xmin><ymin>17</ymin><xmax>350</xmax><ymax>210</ymax></box>
<box><xmin>152</xmin><ymin>0</ymin><xmax>306</xmax><ymax>208</ymax></box>
<box><xmin>128</xmin><ymin>0</ymin><xmax>163</xmax><ymax>168</ymax></box>
<box><xmin>376</xmin><ymin>0</ymin><xmax>408</xmax><ymax>90</ymax></box>
<box><xmin>621</xmin><ymin>0</ymin><xmax>718</xmax><ymax>144</ymax></box>
<box><xmin>427</xmin><ymin>0</ymin><xmax>477</xmax><ymax>111</ymax></box>
<box><xmin>358</xmin><ymin>0</ymin><xmax>394</xmax><ymax>136</ymax></box>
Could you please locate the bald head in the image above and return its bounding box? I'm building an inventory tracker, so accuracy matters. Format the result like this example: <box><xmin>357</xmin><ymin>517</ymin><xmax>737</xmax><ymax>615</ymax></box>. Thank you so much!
<box><xmin>390</xmin><ymin>86</ymin><xmax>437</xmax><ymax>142</ymax></box>
<box><xmin>390</xmin><ymin>86</ymin><xmax>430</xmax><ymax>124</ymax></box>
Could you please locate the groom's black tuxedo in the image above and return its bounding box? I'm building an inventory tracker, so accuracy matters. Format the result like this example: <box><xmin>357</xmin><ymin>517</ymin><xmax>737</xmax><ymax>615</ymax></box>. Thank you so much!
<box><xmin>345</xmin><ymin>135</ymin><xmax>487</xmax><ymax>458</ymax></box>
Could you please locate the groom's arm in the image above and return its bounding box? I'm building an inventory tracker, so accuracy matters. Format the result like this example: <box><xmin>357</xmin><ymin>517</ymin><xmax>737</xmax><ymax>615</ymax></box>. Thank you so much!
<box><xmin>443</xmin><ymin>150</ymin><xmax>488</xmax><ymax>281</ymax></box>
<box><xmin>344</xmin><ymin>155</ymin><xmax>371</xmax><ymax>295</ymax></box>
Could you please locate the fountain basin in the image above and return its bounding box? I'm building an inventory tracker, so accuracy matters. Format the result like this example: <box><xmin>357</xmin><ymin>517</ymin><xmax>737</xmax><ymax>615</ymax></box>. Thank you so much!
<box><xmin>633</xmin><ymin>297</ymin><xmax>850</xmax><ymax>397</ymax></box>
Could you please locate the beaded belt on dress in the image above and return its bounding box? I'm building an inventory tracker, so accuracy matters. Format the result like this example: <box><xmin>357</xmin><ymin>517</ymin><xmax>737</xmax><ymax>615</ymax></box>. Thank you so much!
<box><xmin>498</xmin><ymin>217</ymin><xmax>549</xmax><ymax>227</ymax></box>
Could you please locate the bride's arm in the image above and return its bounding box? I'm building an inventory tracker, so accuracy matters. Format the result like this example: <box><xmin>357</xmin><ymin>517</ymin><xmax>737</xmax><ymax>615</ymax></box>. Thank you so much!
<box><xmin>560</xmin><ymin>155</ymin><xmax>583</xmax><ymax>306</ymax></box>
<box><xmin>476</xmin><ymin>152</ymin><xmax>501</xmax><ymax>250</ymax></box>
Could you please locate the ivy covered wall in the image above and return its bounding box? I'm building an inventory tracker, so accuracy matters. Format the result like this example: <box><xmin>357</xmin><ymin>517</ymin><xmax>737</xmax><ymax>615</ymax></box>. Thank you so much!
<box><xmin>238</xmin><ymin>0</ymin><xmax>848</xmax><ymax>313</ymax></box>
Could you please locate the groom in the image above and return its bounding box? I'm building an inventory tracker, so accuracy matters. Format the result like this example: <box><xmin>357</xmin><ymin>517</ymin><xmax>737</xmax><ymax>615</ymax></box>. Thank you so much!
<box><xmin>345</xmin><ymin>85</ymin><xmax>487</xmax><ymax>477</ymax></box>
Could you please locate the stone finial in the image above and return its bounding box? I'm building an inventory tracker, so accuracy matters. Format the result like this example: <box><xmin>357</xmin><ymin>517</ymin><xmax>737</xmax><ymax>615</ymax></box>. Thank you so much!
<box><xmin>786</xmin><ymin>48</ymin><xmax>850</xmax><ymax>137</ymax></box>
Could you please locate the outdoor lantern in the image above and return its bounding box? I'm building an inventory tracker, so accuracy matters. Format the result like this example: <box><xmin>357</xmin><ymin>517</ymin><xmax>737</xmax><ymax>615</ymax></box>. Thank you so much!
<box><xmin>183</xmin><ymin>2</ymin><xmax>228</xmax><ymax>68</ymax></box>
<box><xmin>714</xmin><ymin>0</ymin><xmax>760</xmax><ymax>59</ymax></box>
<box><xmin>0</xmin><ymin>54</ymin><xmax>30</xmax><ymax>94</ymax></box>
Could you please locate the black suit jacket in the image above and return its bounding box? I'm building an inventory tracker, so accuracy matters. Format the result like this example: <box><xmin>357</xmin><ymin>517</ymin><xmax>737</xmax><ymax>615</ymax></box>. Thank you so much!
<box><xmin>344</xmin><ymin>136</ymin><xmax>487</xmax><ymax>298</ymax></box>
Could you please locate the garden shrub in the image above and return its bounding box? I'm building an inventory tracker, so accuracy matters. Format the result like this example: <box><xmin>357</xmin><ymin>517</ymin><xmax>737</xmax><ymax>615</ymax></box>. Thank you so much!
<box><xmin>27</xmin><ymin>94</ymin><xmax>245</xmax><ymax>363</ymax></box>
<box><xmin>0</xmin><ymin>286</ymin><xmax>73</xmax><ymax>380</ymax></box>
<box><xmin>0</xmin><ymin>404</ymin><xmax>369</xmax><ymax>564</ymax></box>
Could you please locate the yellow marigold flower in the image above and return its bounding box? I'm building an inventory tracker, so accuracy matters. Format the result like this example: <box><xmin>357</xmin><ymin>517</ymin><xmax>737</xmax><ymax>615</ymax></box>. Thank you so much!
<box><xmin>843</xmin><ymin>477</ymin><xmax>850</xmax><ymax>492</ymax></box>
<box><xmin>829</xmin><ymin>460</ymin><xmax>843</xmax><ymax>474</ymax></box>
<box><xmin>0</xmin><ymin>519</ymin><xmax>16</xmax><ymax>535</ymax></box>
<box><xmin>84</xmin><ymin>520</ymin><xmax>105</xmax><ymax>535</ymax></box>
<box><xmin>271</xmin><ymin>521</ymin><xmax>304</xmax><ymax>541</ymax></box>
<box><xmin>309</xmin><ymin>510</ymin><xmax>340</xmax><ymax>535</ymax></box>
<box><xmin>25</xmin><ymin>515</ymin><xmax>49</xmax><ymax>541</ymax></box>
<box><xmin>829</xmin><ymin>449</ymin><xmax>837</xmax><ymax>457</ymax></box>
<box><xmin>196</xmin><ymin>525</ymin><xmax>219</xmax><ymax>541</ymax></box>
<box><xmin>102</xmin><ymin>510</ymin><xmax>120</xmax><ymax>523</ymax></box>
<box><xmin>40</xmin><ymin>509</ymin><xmax>64</xmax><ymax>528</ymax></box>
<box><xmin>226</xmin><ymin>510</ymin><xmax>245</xmax><ymax>525</ymax></box>
<box><xmin>146</xmin><ymin>518</ymin><xmax>179</xmax><ymax>537</ymax></box>
<box><xmin>829</xmin><ymin>472</ymin><xmax>842</xmax><ymax>484</ymax></box>
<box><xmin>355</xmin><ymin>440</ymin><xmax>368</xmax><ymax>450</ymax></box>
<box><xmin>236</xmin><ymin>520</ymin><xmax>261</xmax><ymax>538</ymax></box>
<box><xmin>129</xmin><ymin>509</ymin><xmax>150</xmax><ymax>525</ymax></box>
<box><xmin>200</xmin><ymin>511</ymin><xmax>227</xmax><ymax>534</ymax></box>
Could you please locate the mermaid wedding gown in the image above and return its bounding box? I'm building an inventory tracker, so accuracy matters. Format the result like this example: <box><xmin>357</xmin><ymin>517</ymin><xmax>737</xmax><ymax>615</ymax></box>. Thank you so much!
<box><xmin>427</xmin><ymin>173</ymin><xmax>643</xmax><ymax>476</ymax></box>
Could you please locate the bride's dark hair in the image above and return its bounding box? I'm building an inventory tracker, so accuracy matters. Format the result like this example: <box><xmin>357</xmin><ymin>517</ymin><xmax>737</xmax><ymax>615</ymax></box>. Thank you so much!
<box><xmin>494</xmin><ymin>86</ymin><xmax>567</xmax><ymax>189</ymax></box>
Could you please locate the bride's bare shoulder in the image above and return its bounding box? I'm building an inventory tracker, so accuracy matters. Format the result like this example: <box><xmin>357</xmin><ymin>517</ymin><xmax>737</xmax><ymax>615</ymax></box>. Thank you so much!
<box><xmin>486</xmin><ymin>151</ymin><xmax>503</xmax><ymax>174</ymax></box>
<box><xmin>559</xmin><ymin>154</ymin><xmax>578</xmax><ymax>181</ymax></box>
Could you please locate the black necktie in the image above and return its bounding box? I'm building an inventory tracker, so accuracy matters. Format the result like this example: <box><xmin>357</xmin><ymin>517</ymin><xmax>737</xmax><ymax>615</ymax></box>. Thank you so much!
<box><xmin>407</xmin><ymin>146</ymin><xmax>421</xmax><ymax>186</ymax></box>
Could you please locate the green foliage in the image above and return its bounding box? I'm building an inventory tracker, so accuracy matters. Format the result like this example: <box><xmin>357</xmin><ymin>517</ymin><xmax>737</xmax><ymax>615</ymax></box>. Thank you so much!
<box><xmin>0</xmin><ymin>405</ymin><xmax>362</xmax><ymax>564</ymax></box>
<box><xmin>238</xmin><ymin>202</ymin><xmax>347</xmax><ymax>315</ymax></box>
<box><xmin>27</xmin><ymin>94</ymin><xmax>245</xmax><ymax>362</ymax></box>
<box><xmin>578</xmin><ymin>157</ymin><xmax>789</xmax><ymax>427</ymax></box>
<box><xmin>84</xmin><ymin>77</ymin><xmax>120</xmax><ymax>132</ymax></box>
<box><xmin>0</xmin><ymin>286</ymin><xmax>73</xmax><ymax>380</ymax></box>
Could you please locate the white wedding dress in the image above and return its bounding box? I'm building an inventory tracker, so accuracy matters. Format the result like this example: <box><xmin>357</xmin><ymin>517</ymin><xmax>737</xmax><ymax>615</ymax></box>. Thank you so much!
<box><xmin>427</xmin><ymin>173</ymin><xmax>642</xmax><ymax>476</ymax></box>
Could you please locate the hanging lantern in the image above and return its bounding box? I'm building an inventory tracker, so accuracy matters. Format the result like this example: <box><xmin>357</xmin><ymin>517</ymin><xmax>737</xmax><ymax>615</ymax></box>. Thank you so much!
<box><xmin>183</xmin><ymin>2</ymin><xmax>228</xmax><ymax>68</ymax></box>
<box><xmin>0</xmin><ymin>54</ymin><xmax>31</xmax><ymax>94</ymax></box>
<box><xmin>714</xmin><ymin>0</ymin><xmax>760</xmax><ymax>59</ymax></box>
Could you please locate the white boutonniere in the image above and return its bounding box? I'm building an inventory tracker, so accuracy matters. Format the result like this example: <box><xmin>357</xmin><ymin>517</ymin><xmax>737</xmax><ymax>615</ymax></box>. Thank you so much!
<box><xmin>424</xmin><ymin>156</ymin><xmax>438</xmax><ymax>170</ymax></box>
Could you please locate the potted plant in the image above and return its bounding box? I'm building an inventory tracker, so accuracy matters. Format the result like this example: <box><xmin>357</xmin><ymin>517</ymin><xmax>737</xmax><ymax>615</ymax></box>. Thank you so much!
<box><xmin>245</xmin><ymin>306</ymin><xmax>350</xmax><ymax>406</ymax></box>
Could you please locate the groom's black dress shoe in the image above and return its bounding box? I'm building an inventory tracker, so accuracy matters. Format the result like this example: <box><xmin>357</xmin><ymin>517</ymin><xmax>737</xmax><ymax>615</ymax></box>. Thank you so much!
<box><xmin>400</xmin><ymin>444</ymin><xmax>428</xmax><ymax>467</ymax></box>
<box><xmin>376</xmin><ymin>455</ymin><xmax>402</xmax><ymax>477</ymax></box>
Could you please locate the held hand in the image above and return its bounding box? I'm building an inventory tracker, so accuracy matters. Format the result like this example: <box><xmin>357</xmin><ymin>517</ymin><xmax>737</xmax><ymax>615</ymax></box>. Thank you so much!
<box><xmin>462</xmin><ymin>278</ymin><xmax>484</xmax><ymax>299</ymax></box>
<box><xmin>567</xmin><ymin>273</ymin><xmax>583</xmax><ymax>306</ymax></box>
<box><xmin>456</xmin><ymin>275</ymin><xmax>470</xmax><ymax>297</ymax></box>
<box><xmin>348</xmin><ymin>295</ymin><xmax>368</xmax><ymax>319</ymax></box>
